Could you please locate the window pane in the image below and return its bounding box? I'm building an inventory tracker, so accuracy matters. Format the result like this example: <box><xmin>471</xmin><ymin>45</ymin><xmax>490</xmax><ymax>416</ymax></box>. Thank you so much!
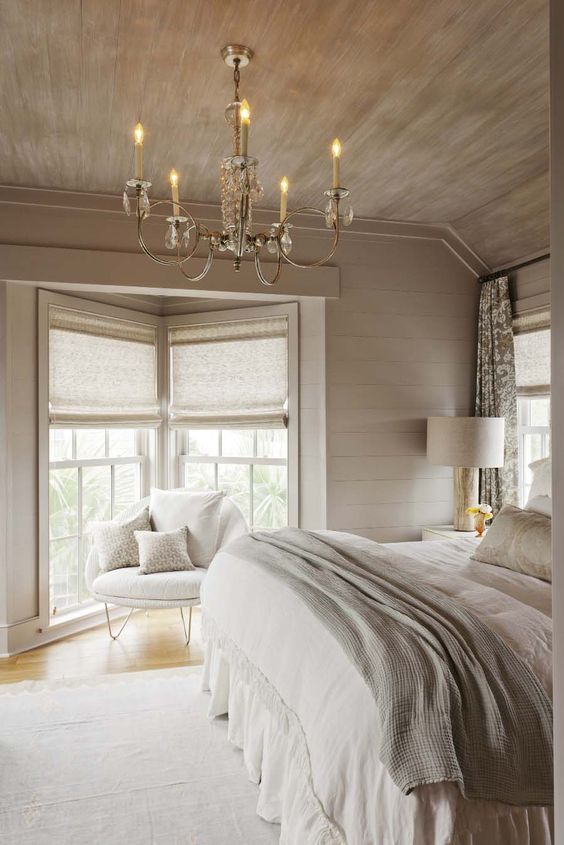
<box><xmin>184</xmin><ymin>462</ymin><xmax>216</xmax><ymax>491</ymax></box>
<box><xmin>188</xmin><ymin>430</ymin><xmax>219</xmax><ymax>456</ymax></box>
<box><xmin>114</xmin><ymin>463</ymin><xmax>140</xmax><ymax>516</ymax></box>
<box><xmin>82</xmin><ymin>465</ymin><xmax>111</xmax><ymax>529</ymax></box>
<box><xmin>49</xmin><ymin>468</ymin><xmax>78</xmax><ymax>539</ymax></box>
<box><xmin>256</xmin><ymin>429</ymin><xmax>287</xmax><ymax>459</ymax></box>
<box><xmin>109</xmin><ymin>429</ymin><xmax>136</xmax><ymax>457</ymax></box>
<box><xmin>222</xmin><ymin>429</ymin><xmax>254</xmax><ymax>457</ymax></box>
<box><xmin>253</xmin><ymin>465</ymin><xmax>288</xmax><ymax>529</ymax></box>
<box><xmin>530</xmin><ymin>397</ymin><xmax>551</xmax><ymax>427</ymax></box>
<box><xmin>49</xmin><ymin>429</ymin><xmax>72</xmax><ymax>461</ymax></box>
<box><xmin>50</xmin><ymin>536</ymin><xmax>79</xmax><ymax>613</ymax></box>
<box><xmin>76</xmin><ymin>429</ymin><xmax>106</xmax><ymax>459</ymax></box>
<box><xmin>524</xmin><ymin>434</ymin><xmax>544</xmax><ymax>482</ymax></box>
<box><xmin>218</xmin><ymin>463</ymin><xmax>251</xmax><ymax>523</ymax></box>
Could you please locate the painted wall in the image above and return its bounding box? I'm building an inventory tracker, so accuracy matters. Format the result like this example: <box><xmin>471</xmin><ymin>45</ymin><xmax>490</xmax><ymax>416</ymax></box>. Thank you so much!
<box><xmin>0</xmin><ymin>283</ymin><xmax>38</xmax><ymax>644</ymax></box>
<box><xmin>0</xmin><ymin>191</ymin><xmax>481</xmax><ymax>652</ymax></box>
<box><xmin>324</xmin><ymin>237</ymin><xmax>478</xmax><ymax>541</ymax></box>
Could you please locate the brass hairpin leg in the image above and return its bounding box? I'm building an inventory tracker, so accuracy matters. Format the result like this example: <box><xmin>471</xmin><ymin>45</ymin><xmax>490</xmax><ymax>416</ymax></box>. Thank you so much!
<box><xmin>179</xmin><ymin>606</ymin><xmax>193</xmax><ymax>646</ymax></box>
<box><xmin>104</xmin><ymin>604</ymin><xmax>134</xmax><ymax>640</ymax></box>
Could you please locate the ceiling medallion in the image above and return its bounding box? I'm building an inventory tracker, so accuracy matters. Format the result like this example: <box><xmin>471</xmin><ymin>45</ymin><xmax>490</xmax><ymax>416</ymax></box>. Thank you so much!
<box><xmin>122</xmin><ymin>45</ymin><xmax>352</xmax><ymax>286</ymax></box>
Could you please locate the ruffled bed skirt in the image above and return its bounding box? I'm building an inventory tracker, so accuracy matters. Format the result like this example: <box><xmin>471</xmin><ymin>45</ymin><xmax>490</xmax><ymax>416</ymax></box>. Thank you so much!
<box><xmin>202</xmin><ymin>613</ymin><xmax>345</xmax><ymax>845</ymax></box>
<box><xmin>201</xmin><ymin>613</ymin><xmax>553</xmax><ymax>845</ymax></box>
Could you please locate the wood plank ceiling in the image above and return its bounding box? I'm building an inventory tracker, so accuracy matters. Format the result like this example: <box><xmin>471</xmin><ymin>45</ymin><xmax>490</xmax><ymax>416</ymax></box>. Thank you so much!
<box><xmin>0</xmin><ymin>0</ymin><xmax>548</xmax><ymax>267</ymax></box>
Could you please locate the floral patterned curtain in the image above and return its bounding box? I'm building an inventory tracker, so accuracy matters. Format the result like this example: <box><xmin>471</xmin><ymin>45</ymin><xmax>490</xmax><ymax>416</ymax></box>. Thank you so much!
<box><xmin>475</xmin><ymin>275</ymin><xmax>518</xmax><ymax>511</ymax></box>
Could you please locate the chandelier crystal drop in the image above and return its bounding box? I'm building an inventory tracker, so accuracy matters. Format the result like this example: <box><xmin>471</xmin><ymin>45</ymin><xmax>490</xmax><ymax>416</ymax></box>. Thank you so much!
<box><xmin>122</xmin><ymin>45</ymin><xmax>351</xmax><ymax>286</ymax></box>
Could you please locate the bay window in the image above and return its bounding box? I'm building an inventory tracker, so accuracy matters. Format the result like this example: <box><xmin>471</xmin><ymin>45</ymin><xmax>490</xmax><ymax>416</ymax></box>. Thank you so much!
<box><xmin>40</xmin><ymin>295</ymin><xmax>298</xmax><ymax>626</ymax></box>
<box><xmin>42</xmin><ymin>296</ymin><xmax>161</xmax><ymax>622</ymax></box>
<box><xmin>168</xmin><ymin>307</ymin><xmax>297</xmax><ymax>528</ymax></box>
<box><xmin>513</xmin><ymin>309</ymin><xmax>551</xmax><ymax>506</ymax></box>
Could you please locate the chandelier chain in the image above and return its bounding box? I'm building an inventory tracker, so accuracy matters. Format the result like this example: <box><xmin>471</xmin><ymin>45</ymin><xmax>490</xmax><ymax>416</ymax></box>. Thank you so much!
<box><xmin>233</xmin><ymin>58</ymin><xmax>241</xmax><ymax>101</ymax></box>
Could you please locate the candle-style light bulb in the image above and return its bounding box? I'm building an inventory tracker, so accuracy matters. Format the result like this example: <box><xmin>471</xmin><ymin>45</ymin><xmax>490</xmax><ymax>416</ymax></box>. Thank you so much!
<box><xmin>332</xmin><ymin>138</ymin><xmax>342</xmax><ymax>189</ymax></box>
<box><xmin>240</xmin><ymin>99</ymin><xmax>251</xmax><ymax>157</ymax></box>
<box><xmin>280</xmin><ymin>176</ymin><xmax>289</xmax><ymax>222</ymax></box>
<box><xmin>170</xmin><ymin>169</ymin><xmax>180</xmax><ymax>216</ymax></box>
<box><xmin>134</xmin><ymin>122</ymin><xmax>144</xmax><ymax>180</ymax></box>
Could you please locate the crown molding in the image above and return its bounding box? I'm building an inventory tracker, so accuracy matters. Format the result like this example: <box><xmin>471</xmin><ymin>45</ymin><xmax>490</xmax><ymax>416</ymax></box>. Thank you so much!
<box><xmin>0</xmin><ymin>185</ymin><xmax>488</xmax><ymax>277</ymax></box>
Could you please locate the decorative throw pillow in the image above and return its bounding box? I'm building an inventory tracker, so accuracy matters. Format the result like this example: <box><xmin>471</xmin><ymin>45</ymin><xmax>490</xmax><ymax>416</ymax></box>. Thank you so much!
<box><xmin>134</xmin><ymin>527</ymin><xmax>195</xmax><ymax>574</ymax></box>
<box><xmin>90</xmin><ymin>507</ymin><xmax>151</xmax><ymax>572</ymax></box>
<box><xmin>471</xmin><ymin>504</ymin><xmax>551</xmax><ymax>582</ymax></box>
<box><xmin>527</xmin><ymin>457</ymin><xmax>551</xmax><ymax>502</ymax></box>
<box><xmin>526</xmin><ymin>495</ymin><xmax>552</xmax><ymax>519</ymax></box>
<box><xmin>149</xmin><ymin>488</ymin><xmax>225</xmax><ymax>567</ymax></box>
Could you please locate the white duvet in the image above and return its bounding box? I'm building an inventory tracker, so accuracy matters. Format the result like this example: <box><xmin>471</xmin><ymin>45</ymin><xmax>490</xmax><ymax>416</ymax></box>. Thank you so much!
<box><xmin>201</xmin><ymin>533</ymin><xmax>553</xmax><ymax>845</ymax></box>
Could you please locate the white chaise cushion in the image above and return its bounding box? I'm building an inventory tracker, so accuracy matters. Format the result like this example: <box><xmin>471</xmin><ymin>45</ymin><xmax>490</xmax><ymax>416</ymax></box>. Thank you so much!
<box><xmin>92</xmin><ymin>566</ymin><xmax>206</xmax><ymax>604</ymax></box>
<box><xmin>149</xmin><ymin>489</ymin><xmax>225</xmax><ymax>567</ymax></box>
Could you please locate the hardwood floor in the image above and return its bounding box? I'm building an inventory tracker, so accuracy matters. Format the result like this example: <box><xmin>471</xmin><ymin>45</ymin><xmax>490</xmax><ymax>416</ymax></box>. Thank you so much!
<box><xmin>0</xmin><ymin>608</ymin><xmax>204</xmax><ymax>685</ymax></box>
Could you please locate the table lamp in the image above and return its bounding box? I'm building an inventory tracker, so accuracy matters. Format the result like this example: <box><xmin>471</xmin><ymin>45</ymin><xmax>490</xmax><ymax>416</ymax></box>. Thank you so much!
<box><xmin>427</xmin><ymin>416</ymin><xmax>505</xmax><ymax>531</ymax></box>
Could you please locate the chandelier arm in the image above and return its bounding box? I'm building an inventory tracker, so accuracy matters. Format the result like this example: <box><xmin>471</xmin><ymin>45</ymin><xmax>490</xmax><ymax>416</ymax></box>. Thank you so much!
<box><xmin>254</xmin><ymin>249</ymin><xmax>282</xmax><ymax>286</ymax></box>
<box><xmin>277</xmin><ymin>204</ymin><xmax>340</xmax><ymax>269</ymax></box>
<box><xmin>137</xmin><ymin>200</ymin><xmax>203</xmax><ymax>266</ymax></box>
<box><xmin>178</xmin><ymin>245</ymin><xmax>215</xmax><ymax>283</ymax></box>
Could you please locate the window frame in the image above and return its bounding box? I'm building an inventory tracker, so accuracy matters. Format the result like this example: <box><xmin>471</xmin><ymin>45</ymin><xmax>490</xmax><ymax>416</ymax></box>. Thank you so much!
<box><xmin>48</xmin><ymin>428</ymin><xmax>151</xmax><ymax>617</ymax></box>
<box><xmin>517</xmin><ymin>394</ymin><xmax>551</xmax><ymax>507</ymax></box>
<box><xmin>177</xmin><ymin>428</ymin><xmax>289</xmax><ymax>530</ymax></box>
<box><xmin>165</xmin><ymin>303</ymin><xmax>299</xmax><ymax>527</ymax></box>
<box><xmin>38</xmin><ymin>291</ymin><xmax>163</xmax><ymax>629</ymax></box>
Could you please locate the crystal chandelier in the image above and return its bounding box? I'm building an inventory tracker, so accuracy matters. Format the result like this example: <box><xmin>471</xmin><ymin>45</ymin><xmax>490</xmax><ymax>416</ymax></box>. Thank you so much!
<box><xmin>122</xmin><ymin>45</ymin><xmax>352</xmax><ymax>286</ymax></box>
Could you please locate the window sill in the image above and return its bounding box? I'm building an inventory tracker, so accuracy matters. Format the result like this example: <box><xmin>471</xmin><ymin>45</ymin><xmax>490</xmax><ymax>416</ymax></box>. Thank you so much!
<box><xmin>47</xmin><ymin>601</ymin><xmax>125</xmax><ymax>630</ymax></box>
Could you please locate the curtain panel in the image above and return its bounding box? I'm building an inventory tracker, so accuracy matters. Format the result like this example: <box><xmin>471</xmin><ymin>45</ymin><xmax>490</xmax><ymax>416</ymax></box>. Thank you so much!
<box><xmin>169</xmin><ymin>315</ymin><xmax>288</xmax><ymax>428</ymax></box>
<box><xmin>475</xmin><ymin>276</ymin><xmax>518</xmax><ymax>510</ymax></box>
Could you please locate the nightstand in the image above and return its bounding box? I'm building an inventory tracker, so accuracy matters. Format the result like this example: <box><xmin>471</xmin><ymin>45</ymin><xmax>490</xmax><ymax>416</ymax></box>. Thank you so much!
<box><xmin>421</xmin><ymin>525</ymin><xmax>480</xmax><ymax>542</ymax></box>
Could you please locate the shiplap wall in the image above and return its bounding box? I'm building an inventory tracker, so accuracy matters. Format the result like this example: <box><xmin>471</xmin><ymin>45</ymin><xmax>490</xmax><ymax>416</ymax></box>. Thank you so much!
<box><xmin>325</xmin><ymin>237</ymin><xmax>478</xmax><ymax>542</ymax></box>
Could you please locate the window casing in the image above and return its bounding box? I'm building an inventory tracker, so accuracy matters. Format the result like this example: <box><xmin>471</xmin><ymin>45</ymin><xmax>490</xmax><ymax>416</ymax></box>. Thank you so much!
<box><xmin>517</xmin><ymin>396</ymin><xmax>550</xmax><ymax>506</ymax></box>
<box><xmin>513</xmin><ymin>309</ymin><xmax>551</xmax><ymax>506</ymax></box>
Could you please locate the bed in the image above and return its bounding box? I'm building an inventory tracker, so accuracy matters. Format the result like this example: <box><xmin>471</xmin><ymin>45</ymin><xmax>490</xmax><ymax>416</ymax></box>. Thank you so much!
<box><xmin>201</xmin><ymin>531</ymin><xmax>553</xmax><ymax>845</ymax></box>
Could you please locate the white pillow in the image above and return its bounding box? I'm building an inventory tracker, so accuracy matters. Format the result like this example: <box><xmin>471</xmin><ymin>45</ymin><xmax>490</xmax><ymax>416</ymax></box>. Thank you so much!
<box><xmin>90</xmin><ymin>507</ymin><xmax>151</xmax><ymax>572</ymax></box>
<box><xmin>526</xmin><ymin>495</ymin><xmax>552</xmax><ymax>518</ymax></box>
<box><xmin>134</xmin><ymin>527</ymin><xmax>195</xmax><ymax>574</ymax></box>
<box><xmin>527</xmin><ymin>457</ymin><xmax>551</xmax><ymax>502</ymax></box>
<box><xmin>471</xmin><ymin>504</ymin><xmax>551</xmax><ymax>582</ymax></box>
<box><xmin>149</xmin><ymin>489</ymin><xmax>224</xmax><ymax>567</ymax></box>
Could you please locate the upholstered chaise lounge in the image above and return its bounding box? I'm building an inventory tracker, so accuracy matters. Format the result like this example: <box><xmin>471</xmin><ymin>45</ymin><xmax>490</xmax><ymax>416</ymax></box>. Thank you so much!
<box><xmin>85</xmin><ymin>494</ymin><xmax>248</xmax><ymax>643</ymax></box>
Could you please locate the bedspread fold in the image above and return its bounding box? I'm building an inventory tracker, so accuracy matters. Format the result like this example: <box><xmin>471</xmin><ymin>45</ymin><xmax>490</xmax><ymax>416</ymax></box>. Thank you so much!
<box><xmin>226</xmin><ymin>528</ymin><xmax>553</xmax><ymax>806</ymax></box>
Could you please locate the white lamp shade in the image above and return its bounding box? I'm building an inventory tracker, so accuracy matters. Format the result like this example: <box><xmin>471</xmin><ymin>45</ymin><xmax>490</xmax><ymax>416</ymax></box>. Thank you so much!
<box><xmin>427</xmin><ymin>416</ymin><xmax>505</xmax><ymax>468</ymax></box>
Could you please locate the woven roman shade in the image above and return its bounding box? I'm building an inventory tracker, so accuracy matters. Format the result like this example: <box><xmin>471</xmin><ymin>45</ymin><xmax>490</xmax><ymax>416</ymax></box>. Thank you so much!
<box><xmin>49</xmin><ymin>306</ymin><xmax>160</xmax><ymax>425</ymax></box>
<box><xmin>169</xmin><ymin>315</ymin><xmax>288</xmax><ymax>428</ymax></box>
<box><xmin>513</xmin><ymin>308</ymin><xmax>551</xmax><ymax>396</ymax></box>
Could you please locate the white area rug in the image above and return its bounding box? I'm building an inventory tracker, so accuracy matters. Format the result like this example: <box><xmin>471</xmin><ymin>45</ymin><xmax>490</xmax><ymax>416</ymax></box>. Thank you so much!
<box><xmin>0</xmin><ymin>667</ymin><xmax>280</xmax><ymax>845</ymax></box>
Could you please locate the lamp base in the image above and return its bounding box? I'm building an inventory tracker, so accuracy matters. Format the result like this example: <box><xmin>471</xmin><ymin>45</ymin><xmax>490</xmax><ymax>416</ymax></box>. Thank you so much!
<box><xmin>453</xmin><ymin>467</ymin><xmax>479</xmax><ymax>531</ymax></box>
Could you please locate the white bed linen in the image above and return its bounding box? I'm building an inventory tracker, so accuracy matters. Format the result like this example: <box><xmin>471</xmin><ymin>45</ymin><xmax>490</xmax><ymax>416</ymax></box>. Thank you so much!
<box><xmin>201</xmin><ymin>534</ymin><xmax>553</xmax><ymax>845</ymax></box>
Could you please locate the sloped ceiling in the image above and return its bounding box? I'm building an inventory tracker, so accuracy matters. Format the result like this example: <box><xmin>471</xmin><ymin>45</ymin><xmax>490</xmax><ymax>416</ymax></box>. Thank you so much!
<box><xmin>0</xmin><ymin>0</ymin><xmax>549</xmax><ymax>267</ymax></box>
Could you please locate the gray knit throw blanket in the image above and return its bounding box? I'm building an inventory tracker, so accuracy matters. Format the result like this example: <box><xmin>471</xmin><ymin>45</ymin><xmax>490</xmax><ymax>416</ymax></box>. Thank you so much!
<box><xmin>227</xmin><ymin>528</ymin><xmax>552</xmax><ymax>806</ymax></box>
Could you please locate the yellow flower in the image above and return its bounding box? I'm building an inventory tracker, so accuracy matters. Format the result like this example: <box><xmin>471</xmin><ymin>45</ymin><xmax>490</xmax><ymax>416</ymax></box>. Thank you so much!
<box><xmin>466</xmin><ymin>506</ymin><xmax>480</xmax><ymax>515</ymax></box>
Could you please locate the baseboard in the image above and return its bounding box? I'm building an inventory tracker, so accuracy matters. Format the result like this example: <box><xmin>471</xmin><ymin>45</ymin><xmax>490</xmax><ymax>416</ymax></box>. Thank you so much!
<box><xmin>0</xmin><ymin>605</ymin><xmax>133</xmax><ymax>657</ymax></box>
